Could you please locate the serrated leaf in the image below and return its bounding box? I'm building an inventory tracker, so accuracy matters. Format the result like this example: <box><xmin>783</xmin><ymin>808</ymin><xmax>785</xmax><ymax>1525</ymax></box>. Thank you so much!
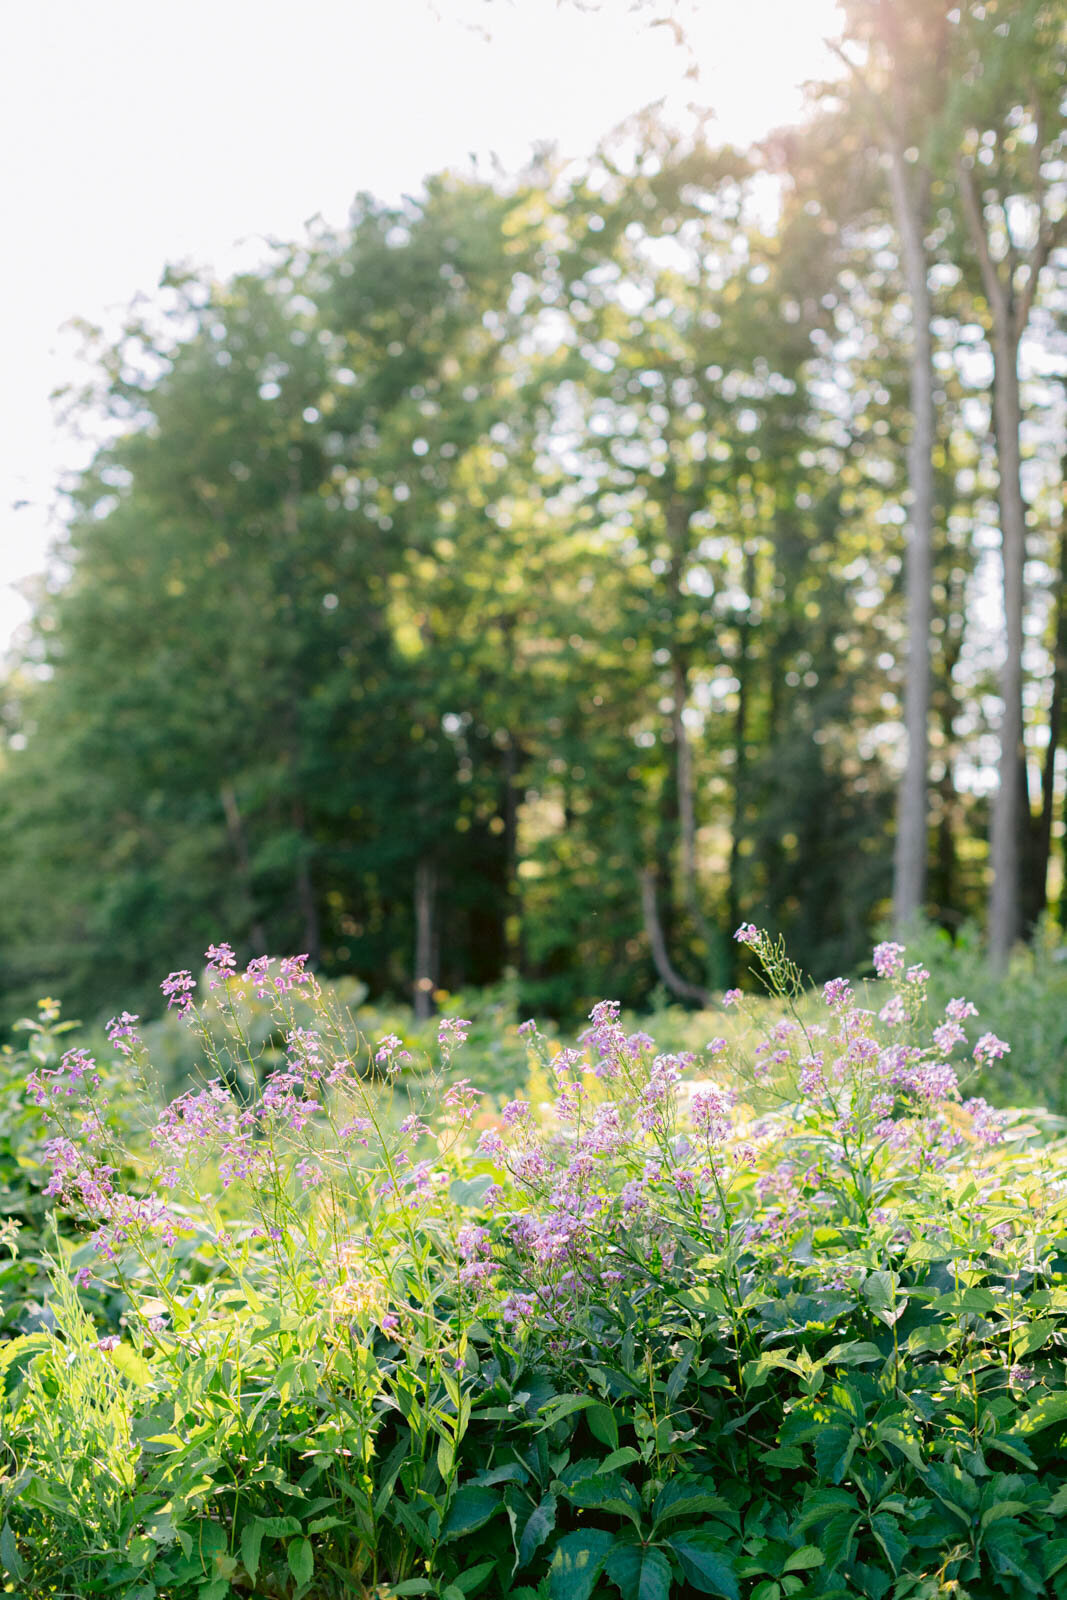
<box><xmin>240</xmin><ymin>1521</ymin><xmax>262</xmax><ymax>1582</ymax></box>
<box><xmin>871</xmin><ymin>1513</ymin><xmax>908</xmax><ymax>1574</ymax></box>
<box><xmin>666</xmin><ymin>1529</ymin><xmax>740</xmax><ymax>1598</ymax></box>
<box><xmin>566</xmin><ymin>1473</ymin><xmax>642</xmax><ymax>1527</ymax></box>
<box><xmin>588</xmin><ymin>1403</ymin><xmax>619</xmax><ymax>1450</ymax></box>
<box><xmin>287</xmin><ymin>1535</ymin><xmax>313</xmax><ymax>1589</ymax></box>
<box><xmin>782</xmin><ymin>1545</ymin><xmax>824</xmax><ymax>1572</ymax></box>
<box><xmin>814</xmin><ymin>1425</ymin><xmax>854</xmax><ymax>1482</ymax></box>
<box><xmin>518</xmin><ymin>1493</ymin><xmax>557</xmax><ymax>1569</ymax></box>
<box><xmin>1</xmin><ymin>1522</ymin><xmax>26</xmax><ymax>1582</ymax></box>
<box><xmin>605</xmin><ymin>1543</ymin><xmax>673</xmax><ymax>1600</ymax></box>
<box><xmin>651</xmin><ymin>1479</ymin><xmax>733</xmax><ymax>1529</ymax></box>
<box><xmin>548</xmin><ymin>1529</ymin><xmax>616</xmax><ymax>1600</ymax></box>
<box><xmin>599</xmin><ymin>1447</ymin><xmax>642</xmax><ymax>1473</ymax></box>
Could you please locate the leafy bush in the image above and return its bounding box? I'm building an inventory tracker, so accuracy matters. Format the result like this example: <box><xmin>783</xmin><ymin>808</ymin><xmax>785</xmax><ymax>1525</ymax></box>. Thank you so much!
<box><xmin>3</xmin><ymin>934</ymin><xmax>1067</xmax><ymax>1598</ymax></box>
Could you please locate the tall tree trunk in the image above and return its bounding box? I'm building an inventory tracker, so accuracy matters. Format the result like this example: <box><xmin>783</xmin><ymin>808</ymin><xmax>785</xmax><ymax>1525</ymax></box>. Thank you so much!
<box><xmin>727</xmin><ymin>546</ymin><xmax>756</xmax><ymax>961</ymax></box>
<box><xmin>886</xmin><ymin>147</ymin><xmax>935</xmax><ymax>931</ymax></box>
<box><xmin>1030</xmin><ymin>491</ymin><xmax>1067</xmax><ymax>927</ymax></box>
<box><xmin>413</xmin><ymin>857</ymin><xmax>437</xmax><ymax>1021</ymax></box>
<box><xmin>957</xmin><ymin>154</ymin><xmax>1062</xmax><ymax>967</ymax></box>
<box><xmin>987</xmin><ymin>327</ymin><xmax>1026</xmax><ymax>966</ymax></box>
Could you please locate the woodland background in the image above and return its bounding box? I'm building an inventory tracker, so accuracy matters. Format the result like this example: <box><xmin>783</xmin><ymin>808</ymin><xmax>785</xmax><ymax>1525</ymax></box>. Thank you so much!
<box><xmin>0</xmin><ymin>0</ymin><xmax>1065</xmax><ymax>1031</ymax></box>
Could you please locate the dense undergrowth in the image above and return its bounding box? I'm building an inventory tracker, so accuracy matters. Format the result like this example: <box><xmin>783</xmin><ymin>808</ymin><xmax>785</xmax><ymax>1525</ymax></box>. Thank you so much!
<box><xmin>3</xmin><ymin>932</ymin><xmax>1067</xmax><ymax>1598</ymax></box>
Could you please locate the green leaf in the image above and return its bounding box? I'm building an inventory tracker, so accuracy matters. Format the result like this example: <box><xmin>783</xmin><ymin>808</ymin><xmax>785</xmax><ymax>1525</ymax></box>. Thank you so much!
<box><xmin>1</xmin><ymin>1522</ymin><xmax>26</xmax><ymax>1582</ymax></box>
<box><xmin>814</xmin><ymin>1425</ymin><xmax>855</xmax><ymax>1482</ymax></box>
<box><xmin>518</xmin><ymin>1493</ymin><xmax>557</xmax><ymax>1570</ymax></box>
<box><xmin>287</xmin><ymin>1535</ymin><xmax>314</xmax><ymax>1589</ymax></box>
<box><xmin>565</xmin><ymin>1473</ymin><xmax>643</xmax><ymax>1528</ymax></box>
<box><xmin>454</xmin><ymin>1559</ymin><xmax>497</xmax><ymax>1594</ymax></box>
<box><xmin>651</xmin><ymin>1480</ymin><xmax>733</xmax><ymax>1530</ymax></box>
<box><xmin>871</xmin><ymin>1513</ymin><xmax>907</xmax><ymax>1575</ymax></box>
<box><xmin>588</xmin><ymin>1403</ymin><xmax>619</xmax><ymax>1449</ymax></box>
<box><xmin>450</xmin><ymin>1174</ymin><xmax>495</xmax><ymax>1208</ymax></box>
<box><xmin>599</xmin><ymin>1447</ymin><xmax>642</xmax><ymax>1473</ymax></box>
<box><xmin>665</xmin><ymin>1530</ymin><xmax>739</xmax><ymax>1598</ymax></box>
<box><xmin>825</xmin><ymin>1340</ymin><xmax>882</xmax><ymax>1366</ymax></box>
<box><xmin>442</xmin><ymin>1486</ymin><xmax>502</xmax><ymax>1541</ymax></box>
<box><xmin>250</xmin><ymin>1515</ymin><xmax>301</xmax><ymax>1538</ymax></box>
<box><xmin>548</xmin><ymin>1529</ymin><xmax>616</xmax><ymax>1600</ymax></box>
<box><xmin>539</xmin><ymin>1393</ymin><xmax>597</xmax><ymax>1427</ymax></box>
<box><xmin>1011</xmin><ymin>1319</ymin><xmax>1056</xmax><ymax>1358</ymax></box>
<box><xmin>782</xmin><ymin>1545</ymin><xmax>824</xmax><ymax>1573</ymax></box>
<box><xmin>1015</xmin><ymin>1393</ymin><xmax>1067</xmax><ymax>1435</ymax></box>
<box><xmin>240</xmin><ymin>1521</ymin><xmax>262</xmax><ymax>1582</ymax></box>
<box><xmin>605</xmin><ymin>1543</ymin><xmax>672</xmax><ymax>1600</ymax></box>
<box><xmin>110</xmin><ymin>1344</ymin><xmax>154</xmax><ymax>1387</ymax></box>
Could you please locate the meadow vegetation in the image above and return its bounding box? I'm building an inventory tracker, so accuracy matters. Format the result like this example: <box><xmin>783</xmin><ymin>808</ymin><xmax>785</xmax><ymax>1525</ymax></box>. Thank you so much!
<box><xmin>4</xmin><ymin>930</ymin><xmax>1067</xmax><ymax>1598</ymax></box>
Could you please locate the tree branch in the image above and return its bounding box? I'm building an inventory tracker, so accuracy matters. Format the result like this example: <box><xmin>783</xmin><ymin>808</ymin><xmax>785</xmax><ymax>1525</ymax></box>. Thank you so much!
<box><xmin>956</xmin><ymin>156</ymin><xmax>1008</xmax><ymax>330</ymax></box>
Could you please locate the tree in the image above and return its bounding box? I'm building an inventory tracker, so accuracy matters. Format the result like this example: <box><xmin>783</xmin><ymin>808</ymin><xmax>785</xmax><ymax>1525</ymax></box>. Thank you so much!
<box><xmin>949</xmin><ymin>0</ymin><xmax>1066</xmax><ymax>964</ymax></box>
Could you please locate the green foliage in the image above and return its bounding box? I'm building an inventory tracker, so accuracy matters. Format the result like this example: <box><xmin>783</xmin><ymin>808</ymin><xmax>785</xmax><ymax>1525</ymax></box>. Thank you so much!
<box><xmin>4</xmin><ymin>936</ymin><xmax>1067</xmax><ymax>1596</ymax></box>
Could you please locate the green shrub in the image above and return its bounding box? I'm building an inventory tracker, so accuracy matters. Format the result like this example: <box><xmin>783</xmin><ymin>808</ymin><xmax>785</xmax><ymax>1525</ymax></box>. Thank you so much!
<box><xmin>3</xmin><ymin>934</ymin><xmax>1067</xmax><ymax>1597</ymax></box>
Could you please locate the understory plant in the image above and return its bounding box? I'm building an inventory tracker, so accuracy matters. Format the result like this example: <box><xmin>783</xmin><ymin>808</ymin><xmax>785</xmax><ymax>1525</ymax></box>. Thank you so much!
<box><xmin>3</xmin><ymin>933</ymin><xmax>1067</xmax><ymax>1598</ymax></box>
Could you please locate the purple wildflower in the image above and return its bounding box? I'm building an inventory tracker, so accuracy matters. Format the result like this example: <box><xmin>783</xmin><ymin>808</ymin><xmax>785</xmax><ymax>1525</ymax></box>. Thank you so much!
<box><xmin>872</xmin><ymin>941</ymin><xmax>905</xmax><ymax>978</ymax></box>
<box><xmin>106</xmin><ymin>1012</ymin><xmax>141</xmax><ymax>1056</ymax></box>
<box><xmin>823</xmin><ymin>977</ymin><xmax>852</xmax><ymax>1010</ymax></box>
<box><xmin>205</xmin><ymin>943</ymin><xmax>236</xmax><ymax>989</ymax></box>
<box><xmin>160</xmin><ymin>970</ymin><xmax>195</xmax><ymax>1014</ymax></box>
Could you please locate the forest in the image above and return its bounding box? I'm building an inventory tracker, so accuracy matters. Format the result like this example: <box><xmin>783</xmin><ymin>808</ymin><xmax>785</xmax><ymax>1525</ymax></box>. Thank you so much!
<box><xmin>0</xmin><ymin>0</ymin><xmax>1065</xmax><ymax>1032</ymax></box>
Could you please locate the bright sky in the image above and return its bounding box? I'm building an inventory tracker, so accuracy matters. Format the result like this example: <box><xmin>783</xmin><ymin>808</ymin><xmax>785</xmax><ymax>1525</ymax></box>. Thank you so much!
<box><xmin>0</xmin><ymin>0</ymin><xmax>841</xmax><ymax>657</ymax></box>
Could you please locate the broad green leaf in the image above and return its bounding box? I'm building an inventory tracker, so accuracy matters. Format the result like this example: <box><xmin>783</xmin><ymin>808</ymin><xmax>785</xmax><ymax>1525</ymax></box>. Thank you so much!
<box><xmin>441</xmin><ymin>1486</ymin><xmax>502</xmax><ymax>1541</ymax></box>
<box><xmin>449</xmin><ymin>1174</ymin><xmax>495</xmax><ymax>1208</ymax></box>
<box><xmin>110</xmin><ymin>1344</ymin><xmax>154</xmax><ymax>1387</ymax></box>
<box><xmin>548</xmin><ymin>1529</ymin><xmax>616</xmax><ymax>1600</ymax></box>
<box><xmin>651</xmin><ymin>1480</ymin><xmax>733</xmax><ymax>1530</ymax></box>
<box><xmin>782</xmin><ymin>1545</ymin><xmax>824</xmax><ymax>1573</ymax></box>
<box><xmin>1</xmin><ymin>1522</ymin><xmax>26</xmax><ymax>1582</ymax></box>
<box><xmin>287</xmin><ymin>1535</ymin><xmax>314</xmax><ymax>1589</ymax></box>
<box><xmin>454</xmin><ymin>1559</ymin><xmax>496</xmax><ymax>1593</ymax></box>
<box><xmin>605</xmin><ymin>1543</ymin><xmax>673</xmax><ymax>1600</ymax></box>
<box><xmin>871</xmin><ymin>1513</ymin><xmax>907</xmax><ymax>1574</ymax></box>
<box><xmin>518</xmin><ymin>1493</ymin><xmax>557</xmax><ymax>1570</ymax></box>
<box><xmin>566</xmin><ymin>1473</ymin><xmax>643</xmax><ymax>1528</ymax></box>
<box><xmin>539</xmin><ymin>1394</ymin><xmax>597</xmax><ymax>1427</ymax></box>
<box><xmin>814</xmin><ymin>1425</ymin><xmax>855</xmax><ymax>1482</ymax></box>
<box><xmin>588</xmin><ymin>1403</ymin><xmax>619</xmax><ymax>1450</ymax></box>
<box><xmin>666</xmin><ymin>1530</ymin><xmax>740</xmax><ymax>1599</ymax></box>
<box><xmin>1015</xmin><ymin>1393</ymin><xmax>1067</xmax><ymax>1436</ymax></box>
<box><xmin>825</xmin><ymin>1341</ymin><xmax>882</xmax><ymax>1366</ymax></box>
<box><xmin>240</xmin><ymin>1521</ymin><xmax>262</xmax><ymax>1582</ymax></box>
<box><xmin>599</xmin><ymin>1447</ymin><xmax>642</xmax><ymax>1473</ymax></box>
